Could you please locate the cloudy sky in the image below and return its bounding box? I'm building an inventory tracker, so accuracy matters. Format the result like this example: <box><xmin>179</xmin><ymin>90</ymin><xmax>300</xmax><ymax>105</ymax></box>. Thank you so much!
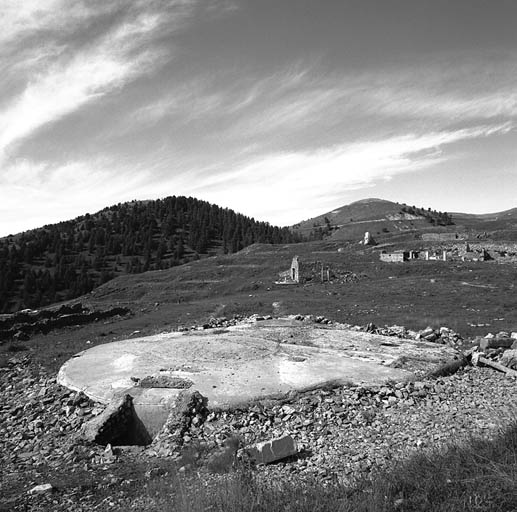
<box><xmin>1</xmin><ymin>0</ymin><xmax>516</xmax><ymax>236</ymax></box>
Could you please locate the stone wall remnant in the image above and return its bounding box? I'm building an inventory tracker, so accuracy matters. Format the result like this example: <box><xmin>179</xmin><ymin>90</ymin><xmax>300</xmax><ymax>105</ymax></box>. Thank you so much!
<box><xmin>380</xmin><ymin>251</ymin><xmax>407</xmax><ymax>262</ymax></box>
<box><xmin>81</xmin><ymin>394</ymin><xmax>152</xmax><ymax>446</ymax></box>
<box><xmin>362</xmin><ymin>231</ymin><xmax>376</xmax><ymax>246</ymax></box>
<box><xmin>151</xmin><ymin>391</ymin><xmax>208</xmax><ymax>456</ymax></box>
<box><xmin>291</xmin><ymin>256</ymin><xmax>301</xmax><ymax>283</ymax></box>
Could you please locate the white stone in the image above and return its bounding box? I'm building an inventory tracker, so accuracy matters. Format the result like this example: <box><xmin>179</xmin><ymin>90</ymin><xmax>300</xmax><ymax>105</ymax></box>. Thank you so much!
<box><xmin>28</xmin><ymin>483</ymin><xmax>53</xmax><ymax>495</ymax></box>
<box><xmin>471</xmin><ymin>352</ymin><xmax>482</xmax><ymax>366</ymax></box>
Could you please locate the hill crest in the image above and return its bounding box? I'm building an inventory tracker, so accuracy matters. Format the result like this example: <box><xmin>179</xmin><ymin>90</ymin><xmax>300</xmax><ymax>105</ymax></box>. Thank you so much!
<box><xmin>0</xmin><ymin>196</ymin><xmax>299</xmax><ymax>313</ymax></box>
<box><xmin>292</xmin><ymin>198</ymin><xmax>453</xmax><ymax>241</ymax></box>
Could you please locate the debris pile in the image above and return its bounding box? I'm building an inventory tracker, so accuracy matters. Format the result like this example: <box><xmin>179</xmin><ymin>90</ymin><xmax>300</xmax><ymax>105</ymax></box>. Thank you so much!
<box><xmin>357</xmin><ymin>322</ymin><xmax>465</xmax><ymax>347</ymax></box>
<box><xmin>151</xmin><ymin>391</ymin><xmax>209</xmax><ymax>457</ymax></box>
<box><xmin>0</xmin><ymin>303</ymin><xmax>131</xmax><ymax>342</ymax></box>
<box><xmin>1</xmin><ymin>316</ymin><xmax>517</xmax><ymax>509</ymax></box>
<box><xmin>469</xmin><ymin>331</ymin><xmax>517</xmax><ymax>376</ymax></box>
<box><xmin>178</xmin><ymin>314</ymin><xmax>273</xmax><ymax>332</ymax></box>
<box><xmin>290</xmin><ymin>314</ymin><xmax>465</xmax><ymax>348</ymax></box>
<box><xmin>0</xmin><ymin>356</ymin><xmax>107</xmax><ymax>469</ymax></box>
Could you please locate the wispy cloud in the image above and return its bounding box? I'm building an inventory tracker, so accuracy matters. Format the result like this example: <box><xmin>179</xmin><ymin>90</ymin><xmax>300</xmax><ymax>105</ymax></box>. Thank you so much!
<box><xmin>186</xmin><ymin>122</ymin><xmax>513</xmax><ymax>225</ymax></box>
<box><xmin>0</xmin><ymin>0</ymin><xmax>95</xmax><ymax>46</ymax></box>
<box><xmin>203</xmin><ymin>57</ymin><xmax>517</xmax><ymax>143</ymax></box>
<box><xmin>361</xmin><ymin>85</ymin><xmax>517</xmax><ymax>122</ymax></box>
<box><xmin>115</xmin><ymin>54</ymin><xmax>517</xmax><ymax>154</ymax></box>
<box><xmin>0</xmin><ymin>1</ymin><xmax>201</xmax><ymax>159</ymax></box>
<box><xmin>129</xmin><ymin>84</ymin><xmax>225</xmax><ymax>126</ymax></box>
<box><xmin>1</xmin><ymin>1</ymin><xmax>516</xmax><ymax>235</ymax></box>
<box><xmin>0</xmin><ymin>157</ymin><xmax>157</xmax><ymax>235</ymax></box>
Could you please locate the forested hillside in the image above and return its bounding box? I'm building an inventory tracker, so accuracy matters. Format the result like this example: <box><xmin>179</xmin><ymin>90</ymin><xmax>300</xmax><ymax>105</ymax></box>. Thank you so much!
<box><xmin>0</xmin><ymin>196</ymin><xmax>300</xmax><ymax>313</ymax></box>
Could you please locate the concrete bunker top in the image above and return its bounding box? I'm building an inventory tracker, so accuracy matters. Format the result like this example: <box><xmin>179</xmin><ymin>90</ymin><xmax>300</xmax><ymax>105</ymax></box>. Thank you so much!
<box><xmin>58</xmin><ymin>317</ymin><xmax>457</xmax><ymax>436</ymax></box>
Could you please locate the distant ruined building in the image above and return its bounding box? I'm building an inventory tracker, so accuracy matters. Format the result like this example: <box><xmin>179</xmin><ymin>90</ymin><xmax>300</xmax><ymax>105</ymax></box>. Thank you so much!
<box><xmin>290</xmin><ymin>256</ymin><xmax>302</xmax><ymax>283</ymax></box>
<box><xmin>379</xmin><ymin>243</ymin><xmax>516</xmax><ymax>263</ymax></box>
<box><xmin>380</xmin><ymin>250</ymin><xmax>447</xmax><ymax>263</ymax></box>
<box><xmin>361</xmin><ymin>231</ymin><xmax>376</xmax><ymax>246</ymax></box>
<box><xmin>276</xmin><ymin>256</ymin><xmax>348</xmax><ymax>284</ymax></box>
<box><xmin>277</xmin><ymin>256</ymin><xmax>307</xmax><ymax>284</ymax></box>
<box><xmin>379</xmin><ymin>251</ymin><xmax>407</xmax><ymax>263</ymax></box>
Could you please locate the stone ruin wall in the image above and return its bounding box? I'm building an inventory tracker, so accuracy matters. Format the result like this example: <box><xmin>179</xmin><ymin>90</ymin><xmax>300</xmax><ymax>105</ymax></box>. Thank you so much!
<box><xmin>380</xmin><ymin>252</ymin><xmax>406</xmax><ymax>263</ymax></box>
<box><xmin>447</xmin><ymin>242</ymin><xmax>517</xmax><ymax>263</ymax></box>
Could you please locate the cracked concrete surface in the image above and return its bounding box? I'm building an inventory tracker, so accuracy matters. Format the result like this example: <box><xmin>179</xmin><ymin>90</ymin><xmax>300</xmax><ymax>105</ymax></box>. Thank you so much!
<box><xmin>58</xmin><ymin>318</ymin><xmax>458</xmax><ymax>436</ymax></box>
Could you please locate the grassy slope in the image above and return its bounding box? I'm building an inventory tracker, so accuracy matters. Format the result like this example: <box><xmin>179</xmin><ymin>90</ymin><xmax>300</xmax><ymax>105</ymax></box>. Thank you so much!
<box><xmin>2</xmin><ymin>229</ymin><xmax>517</xmax><ymax>511</ymax></box>
<box><xmin>9</xmin><ymin>238</ymin><xmax>516</xmax><ymax>374</ymax></box>
<box><xmin>87</xmin><ymin>239</ymin><xmax>517</xmax><ymax>337</ymax></box>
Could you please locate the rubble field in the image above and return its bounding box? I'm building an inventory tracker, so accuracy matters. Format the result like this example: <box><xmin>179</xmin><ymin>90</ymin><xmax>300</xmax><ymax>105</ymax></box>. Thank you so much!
<box><xmin>1</xmin><ymin>315</ymin><xmax>516</xmax><ymax>511</ymax></box>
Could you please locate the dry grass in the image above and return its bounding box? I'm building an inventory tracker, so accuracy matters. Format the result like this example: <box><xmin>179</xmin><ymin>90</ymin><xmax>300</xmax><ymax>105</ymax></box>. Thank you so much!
<box><xmin>139</xmin><ymin>421</ymin><xmax>517</xmax><ymax>512</ymax></box>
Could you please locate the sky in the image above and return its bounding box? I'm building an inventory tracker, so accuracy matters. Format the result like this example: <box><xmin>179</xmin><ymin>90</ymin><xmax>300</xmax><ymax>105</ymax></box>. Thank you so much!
<box><xmin>1</xmin><ymin>0</ymin><xmax>517</xmax><ymax>236</ymax></box>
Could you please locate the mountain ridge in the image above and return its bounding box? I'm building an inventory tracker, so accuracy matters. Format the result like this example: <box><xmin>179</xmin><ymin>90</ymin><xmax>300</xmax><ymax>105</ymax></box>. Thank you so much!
<box><xmin>292</xmin><ymin>198</ymin><xmax>517</xmax><ymax>241</ymax></box>
<box><xmin>2</xmin><ymin>195</ymin><xmax>517</xmax><ymax>314</ymax></box>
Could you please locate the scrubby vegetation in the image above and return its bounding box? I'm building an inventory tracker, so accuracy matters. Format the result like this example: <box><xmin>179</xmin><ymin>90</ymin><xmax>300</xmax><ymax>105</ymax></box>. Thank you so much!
<box><xmin>21</xmin><ymin>416</ymin><xmax>513</xmax><ymax>510</ymax></box>
<box><xmin>0</xmin><ymin>196</ymin><xmax>301</xmax><ymax>312</ymax></box>
<box><xmin>400</xmin><ymin>204</ymin><xmax>454</xmax><ymax>226</ymax></box>
<box><xmin>141</xmin><ymin>420</ymin><xmax>517</xmax><ymax>511</ymax></box>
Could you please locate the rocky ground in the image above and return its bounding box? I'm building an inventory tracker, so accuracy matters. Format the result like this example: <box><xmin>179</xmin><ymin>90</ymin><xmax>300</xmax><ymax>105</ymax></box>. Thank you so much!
<box><xmin>1</xmin><ymin>326</ymin><xmax>516</xmax><ymax>511</ymax></box>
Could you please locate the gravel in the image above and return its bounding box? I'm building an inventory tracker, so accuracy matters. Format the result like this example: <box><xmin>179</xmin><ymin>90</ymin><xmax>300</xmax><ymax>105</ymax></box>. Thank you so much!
<box><xmin>1</xmin><ymin>346</ymin><xmax>516</xmax><ymax>510</ymax></box>
<box><xmin>192</xmin><ymin>365</ymin><xmax>516</xmax><ymax>484</ymax></box>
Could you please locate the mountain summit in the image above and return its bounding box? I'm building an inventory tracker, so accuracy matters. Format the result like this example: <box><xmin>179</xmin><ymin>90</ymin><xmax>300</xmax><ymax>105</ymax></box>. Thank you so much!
<box><xmin>292</xmin><ymin>198</ymin><xmax>452</xmax><ymax>240</ymax></box>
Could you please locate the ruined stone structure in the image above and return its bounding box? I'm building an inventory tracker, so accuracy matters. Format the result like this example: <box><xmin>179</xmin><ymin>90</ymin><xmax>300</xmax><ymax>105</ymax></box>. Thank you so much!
<box><xmin>362</xmin><ymin>232</ymin><xmax>376</xmax><ymax>246</ymax></box>
<box><xmin>446</xmin><ymin>242</ymin><xmax>517</xmax><ymax>262</ymax></box>
<box><xmin>380</xmin><ymin>250</ymin><xmax>447</xmax><ymax>263</ymax></box>
<box><xmin>277</xmin><ymin>257</ymin><xmax>351</xmax><ymax>284</ymax></box>
<box><xmin>380</xmin><ymin>240</ymin><xmax>517</xmax><ymax>265</ymax></box>
<box><xmin>380</xmin><ymin>251</ymin><xmax>407</xmax><ymax>262</ymax></box>
<box><xmin>81</xmin><ymin>394</ymin><xmax>152</xmax><ymax>446</ymax></box>
<box><xmin>425</xmin><ymin>250</ymin><xmax>448</xmax><ymax>261</ymax></box>
<box><xmin>276</xmin><ymin>256</ymin><xmax>306</xmax><ymax>284</ymax></box>
<box><xmin>290</xmin><ymin>256</ymin><xmax>301</xmax><ymax>283</ymax></box>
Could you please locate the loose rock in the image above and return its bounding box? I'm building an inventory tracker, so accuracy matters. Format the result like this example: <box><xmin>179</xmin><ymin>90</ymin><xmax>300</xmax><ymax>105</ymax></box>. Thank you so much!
<box><xmin>247</xmin><ymin>435</ymin><xmax>298</xmax><ymax>464</ymax></box>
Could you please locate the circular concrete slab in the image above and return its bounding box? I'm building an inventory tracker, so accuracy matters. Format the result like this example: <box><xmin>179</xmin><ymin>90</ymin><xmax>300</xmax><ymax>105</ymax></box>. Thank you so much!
<box><xmin>58</xmin><ymin>318</ymin><xmax>457</xmax><ymax>435</ymax></box>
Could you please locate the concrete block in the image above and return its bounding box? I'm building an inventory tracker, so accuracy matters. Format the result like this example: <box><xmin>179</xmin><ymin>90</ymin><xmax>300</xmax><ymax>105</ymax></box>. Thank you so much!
<box><xmin>479</xmin><ymin>338</ymin><xmax>514</xmax><ymax>351</ymax></box>
<box><xmin>248</xmin><ymin>435</ymin><xmax>298</xmax><ymax>464</ymax></box>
